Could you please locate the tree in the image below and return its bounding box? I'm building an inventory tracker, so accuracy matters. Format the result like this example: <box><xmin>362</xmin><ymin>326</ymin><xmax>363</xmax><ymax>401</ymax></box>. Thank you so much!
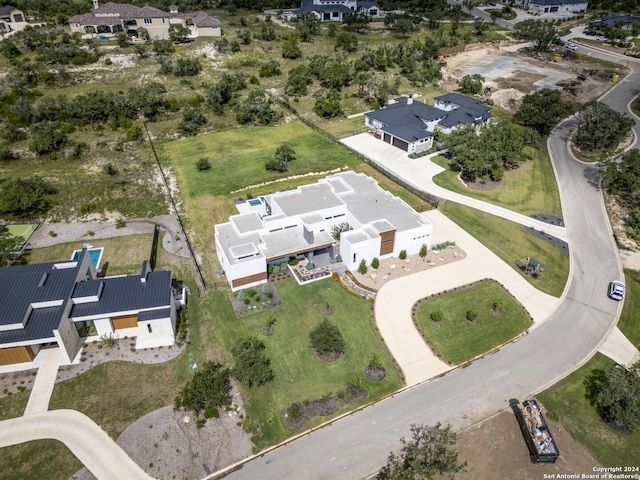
<box><xmin>286</xmin><ymin>64</ymin><xmax>312</xmax><ymax>95</ymax></box>
<box><xmin>260</xmin><ymin>16</ymin><xmax>276</xmax><ymax>41</ymax></box>
<box><xmin>232</xmin><ymin>336</ymin><xmax>275</xmax><ymax>388</ymax></box>
<box><xmin>0</xmin><ymin>176</ymin><xmax>55</xmax><ymax>218</ymax></box>
<box><xmin>282</xmin><ymin>36</ymin><xmax>302</xmax><ymax>59</ymax></box>
<box><xmin>574</xmin><ymin>101</ymin><xmax>634</xmax><ymax>152</ymax></box>
<box><xmin>310</xmin><ymin>319</ymin><xmax>345</xmax><ymax>354</ymax></box>
<box><xmin>515</xmin><ymin>89</ymin><xmax>579</xmax><ymax>136</ymax></box>
<box><xmin>331</xmin><ymin>221</ymin><xmax>351</xmax><ymax>239</ymax></box>
<box><xmin>259</xmin><ymin>59</ymin><xmax>281</xmax><ymax>78</ymax></box>
<box><xmin>178</xmin><ymin>108</ymin><xmax>207</xmax><ymax>135</ymax></box>
<box><xmin>0</xmin><ymin>39</ymin><xmax>21</xmax><ymax>59</ymax></box>
<box><xmin>133</xmin><ymin>44</ymin><xmax>148</xmax><ymax>58</ymax></box>
<box><xmin>393</xmin><ymin>18</ymin><xmax>416</xmax><ymax>37</ymax></box>
<box><xmin>169</xmin><ymin>24</ymin><xmax>190</xmax><ymax>43</ymax></box>
<box><xmin>358</xmin><ymin>258</ymin><xmax>368</xmax><ymax>274</ymax></box>
<box><xmin>599</xmin><ymin>149</ymin><xmax>640</xmax><ymax>210</ymax></box>
<box><xmin>399</xmin><ymin>250</ymin><xmax>407</xmax><ymax>260</ymax></box>
<box><xmin>458</xmin><ymin>74</ymin><xmax>484</xmax><ymax>95</ymax></box>
<box><xmin>296</xmin><ymin>13</ymin><xmax>320</xmax><ymax>42</ymax></box>
<box><xmin>196</xmin><ymin>157</ymin><xmax>211</xmax><ymax>171</ymax></box>
<box><xmin>343</xmin><ymin>12</ymin><xmax>370</xmax><ymax>33</ymax></box>
<box><xmin>236</xmin><ymin>28</ymin><xmax>252</xmax><ymax>45</ymax></box>
<box><xmin>463</xmin><ymin>0</ymin><xmax>475</xmax><ymax>13</ymax></box>
<box><xmin>335</xmin><ymin>32</ymin><xmax>358</xmax><ymax>53</ymax></box>
<box><xmin>29</xmin><ymin>121</ymin><xmax>67</xmax><ymax>155</ymax></box>
<box><xmin>266</xmin><ymin>144</ymin><xmax>296</xmax><ymax>172</ymax></box>
<box><xmin>585</xmin><ymin>362</ymin><xmax>640</xmax><ymax>431</ymax></box>
<box><xmin>0</xmin><ymin>224</ymin><xmax>22</xmax><ymax>266</ymax></box>
<box><xmin>116</xmin><ymin>33</ymin><xmax>129</xmax><ymax>48</ymax></box>
<box><xmin>173</xmin><ymin>57</ymin><xmax>202</xmax><ymax>76</ymax></box>
<box><xmin>152</xmin><ymin>39</ymin><xmax>175</xmax><ymax>55</ymax></box>
<box><xmin>377</xmin><ymin>423</ymin><xmax>467</xmax><ymax>480</ymax></box>
<box><xmin>513</xmin><ymin>20</ymin><xmax>558</xmax><ymax>52</ymax></box>
<box><xmin>313</xmin><ymin>89</ymin><xmax>344</xmax><ymax>118</ymax></box>
<box><xmin>473</xmin><ymin>18</ymin><xmax>488</xmax><ymax>36</ymax></box>
<box><xmin>235</xmin><ymin>88</ymin><xmax>281</xmax><ymax>125</ymax></box>
<box><xmin>174</xmin><ymin>361</ymin><xmax>232</xmax><ymax>421</ymax></box>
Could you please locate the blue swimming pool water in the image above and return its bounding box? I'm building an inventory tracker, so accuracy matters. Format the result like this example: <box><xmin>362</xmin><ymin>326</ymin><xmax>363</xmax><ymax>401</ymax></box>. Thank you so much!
<box><xmin>248</xmin><ymin>198</ymin><xmax>262</xmax><ymax>206</ymax></box>
<box><xmin>71</xmin><ymin>247</ymin><xmax>104</xmax><ymax>270</ymax></box>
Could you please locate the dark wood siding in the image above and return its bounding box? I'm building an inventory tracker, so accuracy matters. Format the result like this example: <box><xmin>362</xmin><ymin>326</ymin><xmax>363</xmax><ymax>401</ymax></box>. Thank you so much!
<box><xmin>232</xmin><ymin>271</ymin><xmax>268</xmax><ymax>288</ymax></box>
<box><xmin>379</xmin><ymin>230</ymin><xmax>396</xmax><ymax>256</ymax></box>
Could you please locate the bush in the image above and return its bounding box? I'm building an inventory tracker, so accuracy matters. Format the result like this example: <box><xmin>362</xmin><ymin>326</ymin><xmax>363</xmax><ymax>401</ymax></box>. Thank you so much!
<box><xmin>310</xmin><ymin>319</ymin><xmax>345</xmax><ymax>354</ymax></box>
<box><xmin>358</xmin><ymin>259</ymin><xmax>367</xmax><ymax>274</ymax></box>
<box><xmin>399</xmin><ymin>250</ymin><xmax>407</xmax><ymax>260</ymax></box>
<box><xmin>174</xmin><ymin>57</ymin><xmax>202</xmax><ymax>77</ymax></box>
<box><xmin>419</xmin><ymin>244</ymin><xmax>427</xmax><ymax>257</ymax></box>
<box><xmin>232</xmin><ymin>336</ymin><xmax>275</xmax><ymax>388</ymax></box>
<box><xmin>174</xmin><ymin>361</ymin><xmax>232</xmax><ymax>422</ymax></box>
<box><xmin>115</xmin><ymin>218</ymin><xmax>126</xmax><ymax>229</ymax></box>
<box><xmin>430</xmin><ymin>311</ymin><xmax>444</xmax><ymax>323</ymax></box>
<box><xmin>196</xmin><ymin>157</ymin><xmax>211</xmax><ymax>171</ymax></box>
<box><xmin>371</xmin><ymin>257</ymin><xmax>380</xmax><ymax>269</ymax></box>
<box><xmin>466</xmin><ymin>310</ymin><xmax>478</xmax><ymax>322</ymax></box>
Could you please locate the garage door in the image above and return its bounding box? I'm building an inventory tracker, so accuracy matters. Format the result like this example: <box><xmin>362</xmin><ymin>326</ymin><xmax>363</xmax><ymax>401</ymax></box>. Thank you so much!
<box><xmin>0</xmin><ymin>346</ymin><xmax>34</xmax><ymax>366</ymax></box>
<box><xmin>392</xmin><ymin>137</ymin><xmax>409</xmax><ymax>151</ymax></box>
<box><xmin>111</xmin><ymin>314</ymin><xmax>138</xmax><ymax>330</ymax></box>
<box><xmin>550</xmin><ymin>6</ymin><xmax>558</xmax><ymax>11</ymax></box>
<box><xmin>383</xmin><ymin>133</ymin><xmax>392</xmax><ymax>144</ymax></box>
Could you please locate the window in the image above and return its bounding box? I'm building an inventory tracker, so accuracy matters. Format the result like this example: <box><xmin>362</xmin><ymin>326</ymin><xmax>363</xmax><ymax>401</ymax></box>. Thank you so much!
<box><xmin>147</xmin><ymin>324</ymin><xmax>152</xmax><ymax>333</ymax></box>
<box><xmin>353</xmin><ymin>253</ymin><xmax>356</xmax><ymax>262</ymax></box>
<box><xmin>144</xmin><ymin>18</ymin><xmax>152</xmax><ymax>24</ymax></box>
<box><xmin>74</xmin><ymin>320</ymin><xmax>97</xmax><ymax>337</ymax></box>
<box><xmin>162</xmin><ymin>18</ymin><xmax>166</xmax><ymax>24</ymax></box>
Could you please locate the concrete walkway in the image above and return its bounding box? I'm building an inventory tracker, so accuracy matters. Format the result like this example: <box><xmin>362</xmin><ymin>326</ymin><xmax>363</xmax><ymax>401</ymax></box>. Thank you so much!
<box><xmin>23</xmin><ymin>349</ymin><xmax>60</xmax><ymax>416</ymax></box>
<box><xmin>341</xmin><ymin>134</ymin><xmax>568</xmax><ymax>242</ymax></box>
<box><xmin>598</xmin><ymin>327</ymin><xmax>640</xmax><ymax>368</ymax></box>
<box><xmin>377</xmin><ymin>210</ymin><xmax>560</xmax><ymax>386</ymax></box>
<box><xmin>0</xmin><ymin>410</ymin><xmax>154</xmax><ymax>480</ymax></box>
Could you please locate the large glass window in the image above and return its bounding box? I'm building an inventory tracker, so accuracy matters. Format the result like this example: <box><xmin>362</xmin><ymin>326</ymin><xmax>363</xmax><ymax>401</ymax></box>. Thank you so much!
<box><xmin>74</xmin><ymin>320</ymin><xmax>97</xmax><ymax>337</ymax></box>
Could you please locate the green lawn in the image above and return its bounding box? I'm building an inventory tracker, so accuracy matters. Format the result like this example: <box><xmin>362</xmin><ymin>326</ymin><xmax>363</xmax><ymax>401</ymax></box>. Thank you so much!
<box><xmin>208</xmin><ymin>278</ymin><xmax>402</xmax><ymax>449</ymax></box>
<box><xmin>431</xmin><ymin>146</ymin><xmax>562</xmax><ymax>217</ymax></box>
<box><xmin>440</xmin><ymin>203</ymin><xmax>569</xmax><ymax>297</ymax></box>
<box><xmin>537</xmin><ymin>353</ymin><xmax>640</xmax><ymax>467</ymax></box>
<box><xmin>414</xmin><ymin>281</ymin><xmax>531</xmax><ymax>365</ymax></box>
<box><xmin>620</xmin><ymin>269</ymin><xmax>640</xmax><ymax>349</ymax></box>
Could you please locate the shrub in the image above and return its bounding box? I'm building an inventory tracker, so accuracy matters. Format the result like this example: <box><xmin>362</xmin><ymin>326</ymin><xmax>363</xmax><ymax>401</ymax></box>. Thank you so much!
<box><xmin>310</xmin><ymin>319</ymin><xmax>345</xmax><ymax>353</ymax></box>
<box><xmin>48</xmin><ymin>230</ymin><xmax>57</xmax><ymax>237</ymax></box>
<box><xmin>358</xmin><ymin>259</ymin><xmax>367</xmax><ymax>274</ymax></box>
<box><xmin>174</xmin><ymin>361</ymin><xmax>232</xmax><ymax>422</ymax></box>
<box><xmin>87</xmin><ymin>230</ymin><xmax>94</xmax><ymax>236</ymax></box>
<box><xmin>399</xmin><ymin>250</ymin><xmax>407</xmax><ymax>260</ymax></box>
<box><xmin>115</xmin><ymin>218</ymin><xmax>126</xmax><ymax>229</ymax></box>
<box><xmin>430</xmin><ymin>311</ymin><xmax>444</xmax><ymax>323</ymax></box>
<box><xmin>232</xmin><ymin>336</ymin><xmax>275</xmax><ymax>387</ymax></box>
<box><xmin>466</xmin><ymin>310</ymin><xmax>478</xmax><ymax>322</ymax></box>
<box><xmin>196</xmin><ymin>157</ymin><xmax>211</xmax><ymax>171</ymax></box>
<box><xmin>419</xmin><ymin>244</ymin><xmax>427</xmax><ymax>257</ymax></box>
<box><xmin>371</xmin><ymin>257</ymin><xmax>380</xmax><ymax>269</ymax></box>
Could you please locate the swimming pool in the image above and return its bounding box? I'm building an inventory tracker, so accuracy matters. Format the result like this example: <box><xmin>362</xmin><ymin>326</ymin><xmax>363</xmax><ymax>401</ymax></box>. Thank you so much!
<box><xmin>71</xmin><ymin>247</ymin><xmax>104</xmax><ymax>271</ymax></box>
<box><xmin>248</xmin><ymin>198</ymin><xmax>262</xmax><ymax>207</ymax></box>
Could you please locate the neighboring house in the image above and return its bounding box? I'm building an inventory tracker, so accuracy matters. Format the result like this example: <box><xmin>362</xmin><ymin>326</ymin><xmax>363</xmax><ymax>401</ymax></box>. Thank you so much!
<box><xmin>364</xmin><ymin>93</ymin><xmax>491</xmax><ymax>153</ymax></box>
<box><xmin>0</xmin><ymin>249</ymin><xmax>178</xmax><ymax>367</ymax></box>
<box><xmin>215</xmin><ymin>171</ymin><xmax>432</xmax><ymax>291</ymax></box>
<box><xmin>282</xmin><ymin>0</ymin><xmax>380</xmax><ymax>22</ymax></box>
<box><xmin>592</xmin><ymin>14</ymin><xmax>640</xmax><ymax>30</ymax></box>
<box><xmin>68</xmin><ymin>1</ymin><xmax>221</xmax><ymax>39</ymax></box>
<box><xmin>514</xmin><ymin>0</ymin><xmax>588</xmax><ymax>13</ymax></box>
<box><xmin>0</xmin><ymin>5</ymin><xmax>25</xmax><ymax>32</ymax></box>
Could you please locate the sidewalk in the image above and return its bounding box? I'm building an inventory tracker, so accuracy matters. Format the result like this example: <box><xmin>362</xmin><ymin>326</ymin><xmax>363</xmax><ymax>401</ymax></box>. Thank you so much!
<box><xmin>23</xmin><ymin>349</ymin><xmax>60</xmax><ymax>416</ymax></box>
<box><xmin>598</xmin><ymin>327</ymin><xmax>640</xmax><ymax>368</ymax></box>
<box><xmin>376</xmin><ymin>210</ymin><xmax>560</xmax><ymax>386</ymax></box>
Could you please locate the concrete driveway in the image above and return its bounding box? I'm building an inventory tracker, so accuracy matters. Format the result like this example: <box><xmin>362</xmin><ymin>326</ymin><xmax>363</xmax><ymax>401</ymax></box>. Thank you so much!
<box><xmin>377</xmin><ymin>209</ymin><xmax>560</xmax><ymax>386</ymax></box>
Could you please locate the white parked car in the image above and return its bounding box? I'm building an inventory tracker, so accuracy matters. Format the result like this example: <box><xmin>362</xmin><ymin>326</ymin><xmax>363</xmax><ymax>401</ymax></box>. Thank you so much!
<box><xmin>608</xmin><ymin>281</ymin><xmax>625</xmax><ymax>301</ymax></box>
<box><xmin>566</xmin><ymin>43</ymin><xmax>578</xmax><ymax>51</ymax></box>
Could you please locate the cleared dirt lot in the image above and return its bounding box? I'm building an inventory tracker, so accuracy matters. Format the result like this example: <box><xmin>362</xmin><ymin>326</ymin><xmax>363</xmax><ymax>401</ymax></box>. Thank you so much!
<box><xmin>443</xmin><ymin>44</ymin><xmax>622</xmax><ymax>113</ymax></box>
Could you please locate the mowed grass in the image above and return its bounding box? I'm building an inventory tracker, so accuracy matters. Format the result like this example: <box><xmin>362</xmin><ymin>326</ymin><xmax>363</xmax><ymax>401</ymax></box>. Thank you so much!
<box><xmin>208</xmin><ymin>278</ymin><xmax>402</xmax><ymax>450</ymax></box>
<box><xmin>2</xmin><ymin>440</ymin><xmax>82</xmax><ymax>480</ymax></box>
<box><xmin>414</xmin><ymin>281</ymin><xmax>532</xmax><ymax>365</ymax></box>
<box><xmin>441</xmin><ymin>203</ymin><xmax>569</xmax><ymax>297</ymax></box>
<box><xmin>24</xmin><ymin>234</ymin><xmax>154</xmax><ymax>276</ymax></box>
<box><xmin>619</xmin><ymin>269</ymin><xmax>640</xmax><ymax>348</ymax></box>
<box><xmin>537</xmin><ymin>353</ymin><xmax>640</xmax><ymax>467</ymax></box>
<box><xmin>431</xmin><ymin>146</ymin><xmax>562</xmax><ymax>217</ymax></box>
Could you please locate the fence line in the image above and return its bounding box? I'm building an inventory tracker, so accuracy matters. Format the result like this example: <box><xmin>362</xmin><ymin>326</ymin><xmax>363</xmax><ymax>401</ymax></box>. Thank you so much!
<box><xmin>271</xmin><ymin>96</ymin><xmax>443</xmax><ymax>209</ymax></box>
<box><xmin>143</xmin><ymin>121</ymin><xmax>208</xmax><ymax>291</ymax></box>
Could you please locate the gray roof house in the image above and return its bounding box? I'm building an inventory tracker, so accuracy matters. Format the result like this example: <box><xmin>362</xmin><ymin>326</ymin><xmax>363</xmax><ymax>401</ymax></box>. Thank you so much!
<box><xmin>0</xmin><ymin>249</ymin><xmax>177</xmax><ymax>368</ymax></box>
<box><xmin>0</xmin><ymin>5</ymin><xmax>25</xmax><ymax>32</ymax></box>
<box><xmin>514</xmin><ymin>0</ymin><xmax>588</xmax><ymax>13</ymax></box>
<box><xmin>364</xmin><ymin>93</ymin><xmax>491</xmax><ymax>154</ymax></box>
<box><xmin>282</xmin><ymin>0</ymin><xmax>380</xmax><ymax>22</ymax></box>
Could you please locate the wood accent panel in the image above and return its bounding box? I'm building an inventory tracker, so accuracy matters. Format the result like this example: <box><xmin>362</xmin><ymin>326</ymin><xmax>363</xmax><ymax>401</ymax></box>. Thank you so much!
<box><xmin>0</xmin><ymin>346</ymin><xmax>34</xmax><ymax>366</ymax></box>
<box><xmin>379</xmin><ymin>229</ymin><xmax>396</xmax><ymax>256</ymax></box>
<box><xmin>232</xmin><ymin>271</ymin><xmax>268</xmax><ymax>288</ymax></box>
<box><xmin>380</xmin><ymin>230</ymin><xmax>396</xmax><ymax>242</ymax></box>
<box><xmin>380</xmin><ymin>241</ymin><xmax>394</xmax><ymax>255</ymax></box>
<box><xmin>111</xmin><ymin>314</ymin><xmax>138</xmax><ymax>330</ymax></box>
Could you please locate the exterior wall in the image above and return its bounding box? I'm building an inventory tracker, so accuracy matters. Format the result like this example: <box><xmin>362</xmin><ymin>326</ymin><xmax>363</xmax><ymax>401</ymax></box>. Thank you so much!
<box><xmin>54</xmin><ymin>317</ymin><xmax>82</xmax><ymax>365</ymax></box>
<box><xmin>340</xmin><ymin>233</ymin><xmax>382</xmax><ymax>270</ymax></box>
<box><xmin>365</xmin><ymin>116</ymin><xmax>384</xmax><ymax>129</ymax></box>
<box><xmin>433</xmin><ymin>100</ymin><xmax>456</xmax><ymax>111</ymax></box>
<box><xmin>93</xmin><ymin>318</ymin><xmax>113</xmax><ymax>336</ymax></box>
<box><xmin>231</xmin><ymin>271</ymin><xmax>268</xmax><ymax>290</ymax></box>
<box><xmin>393</xmin><ymin>225</ymin><xmax>432</xmax><ymax>257</ymax></box>
<box><xmin>70</xmin><ymin>23</ymin><xmax>83</xmax><ymax>33</ymax></box>
<box><xmin>217</xmin><ymin>243</ymin><xmax>266</xmax><ymax>291</ymax></box>
<box><xmin>193</xmin><ymin>25</ymin><xmax>221</xmax><ymax>37</ymax></box>
<box><xmin>135</xmin><ymin>17</ymin><xmax>170</xmax><ymax>39</ymax></box>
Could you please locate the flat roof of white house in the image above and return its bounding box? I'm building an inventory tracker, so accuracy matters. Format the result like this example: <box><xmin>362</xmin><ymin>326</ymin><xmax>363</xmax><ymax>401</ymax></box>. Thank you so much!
<box><xmin>269</xmin><ymin>183</ymin><xmax>344</xmax><ymax>217</ymax></box>
<box><xmin>231</xmin><ymin>212</ymin><xmax>263</xmax><ymax>234</ymax></box>
<box><xmin>262</xmin><ymin>228</ymin><xmax>334</xmax><ymax>261</ymax></box>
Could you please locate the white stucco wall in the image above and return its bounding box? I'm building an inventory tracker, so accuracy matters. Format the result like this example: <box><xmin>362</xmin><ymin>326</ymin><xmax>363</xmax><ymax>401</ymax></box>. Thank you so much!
<box><xmin>340</xmin><ymin>231</ymin><xmax>382</xmax><ymax>270</ymax></box>
<box><xmin>394</xmin><ymin>225</ymin><xmax>432</xmax><ymax>257</ymax></box>
<box><xmin>93</xmin><ymin>318</ymin><xmax>114</xmax><ymax>336</ymax></box>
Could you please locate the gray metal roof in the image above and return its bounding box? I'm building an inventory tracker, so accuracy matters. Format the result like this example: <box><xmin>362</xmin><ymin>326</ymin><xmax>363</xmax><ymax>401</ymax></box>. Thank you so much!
<box><xmin>0</xmin><ymin>306</ymin><xmax>60</xmax><ymax>344</ymax></box>
<box><xmin>383</xmin><ymin>124</ymin><xmax>433</xmax><ymax>142</ymax></box>
<box><xmin>294</xmin><ymin>1</ymin><xmax>352</xmax><ymax>14</ymax></box>
<box><xmin>138</xmin><ymin>308</ymin><xmax>171</xmax><ymax>322</ymax></box>
<box><xmin>367</xmin><ymin>98</ymin><xmax>446</xmax><ymax>127</ymax></box>
<box><xmin>0</xmin><ymin>5</ymin><xmax>19</xmax><ymax>16</ymax></box>
<box><xmin>70</xmin><ymin>270</ymin><xmax>172</xmax><ymax>319</ymax></box>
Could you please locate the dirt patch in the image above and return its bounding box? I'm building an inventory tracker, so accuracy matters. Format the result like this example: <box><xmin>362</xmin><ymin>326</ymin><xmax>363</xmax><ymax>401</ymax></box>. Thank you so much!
<box><xmin>497</xmin><ymin>70</ymin><xmax>544</xmax><ymax>93</ymax></box>
<box><xmin>448</xmin><ymin>410</ymin><xmax>600</xmax><ymax>480</ymax></box>
<box><xmin>364</xmin><ymin>365</ymin><xmax>386</xmax><ymax>381</ymax></box>
<box><xmin>315</xmin><ymin>350</ymin><xmax>342</xmax><ymax>362</ymax></box>
<box><xmin>467</xmin><ymin>178</ymin><xmax>502</xmax><ymax>191</ymax></box>
<box><xmin>285</xmin><ymin>386</ymin><xmax>368</xmax><ymax>430</ymax></box>
<box><xmin>228</xmin><ymin>281</ymin><xmax>283</xmax><ymax>318</ymax></box>
<box><xmin>71</xmin><ymin>384</ymin><xmax>253</xmax><ymax>480</ymax></box>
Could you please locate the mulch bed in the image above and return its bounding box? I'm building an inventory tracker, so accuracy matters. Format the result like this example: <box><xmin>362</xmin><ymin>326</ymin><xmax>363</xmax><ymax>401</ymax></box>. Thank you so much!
<box><xmin>314</xmin><ymin>350</ymin><xmax>342</xmax><ymax>362</ymax></box>
<box><xmin>285</xmin><ymin>386</ymin><xmax>368</xmax><ymax>430</ymax></box>
<box><xmin>228</xmin><ymin>281</ymin><xmax>282</xmax><ymax>318</ymax></box>
<box><xmin>364</xmin><ymin>365</ymin><xmax>386</xmax><ymax>382</ymax></box>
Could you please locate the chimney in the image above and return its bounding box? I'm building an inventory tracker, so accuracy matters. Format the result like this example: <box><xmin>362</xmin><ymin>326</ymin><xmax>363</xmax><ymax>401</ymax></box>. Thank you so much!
<box><xmin>93</xmin><ymin>0</ymin><xmax>99</xmax><ymax>10</ymax></box>
<box><xmin>407</xmin><ymin>94</ymin><xmax>413</xmax><ymax>105</ymax></box>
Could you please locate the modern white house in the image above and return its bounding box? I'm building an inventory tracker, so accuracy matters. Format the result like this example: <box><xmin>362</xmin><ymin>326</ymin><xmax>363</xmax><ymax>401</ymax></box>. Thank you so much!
<box><xmin>364</xmin><ymin>93</ymin><xmax>491</xmax><ymax>153</ymax></box>
<box><xmin>514</xmin><ymin>0</ymin><xmax>588</xmax><ymax>13</ymax></box>
<box><xmin>282</xmin><ymin>0</ymin><xmax>380</xmax><ymax>22</ymax></box>
<box><xmin>215</xmin><ymin>171</ymin><xmax>432</xmax><ymax>291</ymax></box>
<box><xmin>68</xmin><ymin>1</ymin><xmax>221</xmax><ymax>39</ymax></box>
<box><xmin>0</xmin><ymin>249</ymin><xmax>178</xmax><ymax>367</ymax></box>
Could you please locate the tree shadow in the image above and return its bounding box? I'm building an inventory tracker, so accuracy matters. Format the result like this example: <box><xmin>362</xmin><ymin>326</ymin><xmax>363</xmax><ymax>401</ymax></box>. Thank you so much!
<box><xmin>583</xmin><ymin>368</ymin><xmax>606</xmax><ymax>406</ymax></box>
<box><xmin>583</xmin><ymin>166</ymin><xmax>601</xmax><ymax>190</ymax></box>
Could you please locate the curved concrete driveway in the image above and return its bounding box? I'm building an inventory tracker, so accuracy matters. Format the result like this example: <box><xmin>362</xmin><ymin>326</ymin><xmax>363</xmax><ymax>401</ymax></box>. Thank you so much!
<box><xmin>0</xmin><ymin>409</ymin><xmax>154</xmax><ymax>480</ymax></box>
<box><xmin>377</xmin><ymin>209</ymin><xmax>559</xmax><ymax>386</ymax></box>
<box><xmin>341</xmin><ymin>134</ymin><xmax>568</xmax><ymax>242</ymax></box>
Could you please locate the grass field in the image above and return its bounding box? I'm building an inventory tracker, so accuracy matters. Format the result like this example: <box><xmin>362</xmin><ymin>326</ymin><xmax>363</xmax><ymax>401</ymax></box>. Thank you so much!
<box><xmin>538</xmin><ymin>353</ymin><xmax>640</xmax><ymax>467</ymax></box>
<box><xmin>619</xmin><ymin>269</ymin><xmax>640</xmax><ymax>349</ymax></box>
<box><xmin>431</xmin><ymin>146</ymin><xmax>562</xmax><ymax>217</ymax></box>
<box><xmin>441</xmin><ymin>203</ymin><xmax>569</xmax><ymax>297</ymax></box>
<box><xmin>414</xmin><ymin>281</ymin><xmax>531</xmax><ymax>364</ymax></box>
<box><xmin>6</xmin><ymin>224</ymin><xmax>38</xmax><ymax>250</ymax></box>
<box><xmin>207</xmin><ymin>278</ymin><xmax>402</xmax><ymax>449</ymax></box>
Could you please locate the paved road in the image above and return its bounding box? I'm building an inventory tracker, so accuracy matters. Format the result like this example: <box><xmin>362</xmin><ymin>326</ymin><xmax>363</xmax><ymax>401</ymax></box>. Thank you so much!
<box><xmin>219</xmin><ymin>47</ymin><xmax>637</xmax><ymax>480</ymax></box>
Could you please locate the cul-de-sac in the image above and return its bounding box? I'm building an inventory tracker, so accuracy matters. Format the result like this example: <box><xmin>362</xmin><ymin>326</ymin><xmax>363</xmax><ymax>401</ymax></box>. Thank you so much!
<box><xmin>0</xmin><ymin>0</ymin><xmax>639</xmax><ymax>478</ymax></box>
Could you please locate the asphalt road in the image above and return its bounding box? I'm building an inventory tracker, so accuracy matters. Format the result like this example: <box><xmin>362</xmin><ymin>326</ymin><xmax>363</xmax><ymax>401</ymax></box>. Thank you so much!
<box><xmin>219</xmin><ymin>47</ymin><xmax>638</xmax><ymax>480</ymax></box>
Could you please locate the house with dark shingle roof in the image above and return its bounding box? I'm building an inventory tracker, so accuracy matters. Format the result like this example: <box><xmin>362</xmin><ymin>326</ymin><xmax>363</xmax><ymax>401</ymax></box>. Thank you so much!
<box><xmin>364</xmin><ymin>93</ymin><xmax>491</xmax><ymax>153</ymax></box>
<box><xmin>0</xmin><ymin>249</ymin><xmax>177</xmax><ymax>368</ymax></box>
<box><xmin>282</xmin><ymin>0</ymin><xmax>380</xmax><ymax>22</ymax></box>
<box><xmin>514</xmin><ymin>0</ymin><xmax>588</xmax><ymax>13</ymax></box>
<box><xmin>69</xmin><ymin>1</ymin><xmax>221</xmax><ymax>39</ymax></box>
<box><xmin>0</xmin><ymin>5</ymin><xmax>25</xmax><ymax>32</ymax></box>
